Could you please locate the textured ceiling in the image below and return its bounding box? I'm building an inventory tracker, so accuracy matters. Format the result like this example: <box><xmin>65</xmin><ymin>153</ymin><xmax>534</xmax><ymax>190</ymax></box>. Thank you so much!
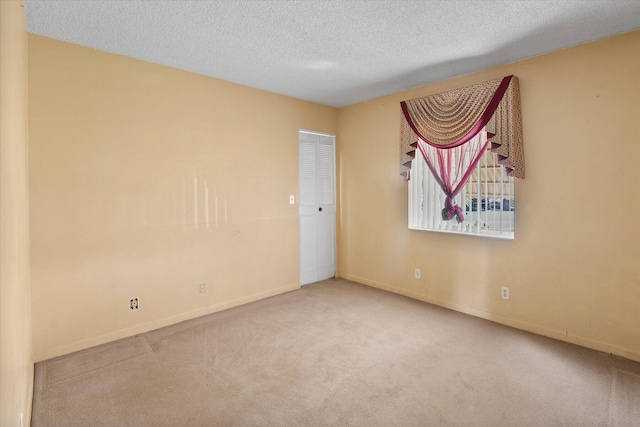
<box><xmin>25</xmin><ymin>1</ymin><xmax>640</xmax><ymax>108</ymax></box>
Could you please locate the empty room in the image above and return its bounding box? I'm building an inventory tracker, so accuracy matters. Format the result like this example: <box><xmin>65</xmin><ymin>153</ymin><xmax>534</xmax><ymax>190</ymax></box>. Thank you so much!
<box><xmin>1</xmin><ymin>1</ymin><xmax>639</xmax><ymax>426</ymax></box>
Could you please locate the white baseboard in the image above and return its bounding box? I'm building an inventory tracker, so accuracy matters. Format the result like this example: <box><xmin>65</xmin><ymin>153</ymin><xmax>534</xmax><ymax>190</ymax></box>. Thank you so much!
<box><xmin>34</xmin><ymin>283</ymin><xmax>301</xmax><ymax>362</ymax></box>
<box><xmin>343</xmin><ymin>274</ymin><xmax>640</xmax><ymax>363</ymax></box>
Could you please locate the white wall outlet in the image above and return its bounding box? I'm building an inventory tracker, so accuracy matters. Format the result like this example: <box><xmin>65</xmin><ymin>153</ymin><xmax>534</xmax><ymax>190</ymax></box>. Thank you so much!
<box><xmin>199</xmin><ymin>283</ymin><xmax>206</xmax><ymax>294</ymax></box>
<box><xmin>289</xmin><ymin>195</ymin><xmax>295</xmax><ymax>204</ymax></box>
<box><xmin>415</xmin><ymin>268</ymin><xmax>421</xmax><ymax>279</ymax></box>
<box><xmin>129</xmin><ymin>297</ymin><xmax>139</xmax><ymax>310</ymax></box>
<box><xmin>501</xmin><ymin>286</ymin><xmax>510</xmax><ymax>300</ymax></box>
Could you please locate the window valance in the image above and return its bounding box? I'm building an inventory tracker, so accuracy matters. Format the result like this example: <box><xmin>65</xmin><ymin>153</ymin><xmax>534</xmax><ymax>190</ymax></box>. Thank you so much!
<box><xmin>400</xmin><ymin>75</ymin><xmax>524</xmax><ymax>180</ymax></box>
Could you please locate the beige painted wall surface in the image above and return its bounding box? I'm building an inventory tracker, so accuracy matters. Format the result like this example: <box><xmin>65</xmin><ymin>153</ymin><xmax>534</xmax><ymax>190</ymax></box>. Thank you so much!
<box><xmin>1</xmin><ymin>0</ymin><xmax>34</xmax><ymax>425</ymax></box>
<box><xmin>29</xmin><ymin>35</ymin><xmax>338</xmax><ymax>361</ymax></box>
<box><xmin>338</xmin><ymin>31</ymin><xmax>640</xmax><ymax>361</ymax></box>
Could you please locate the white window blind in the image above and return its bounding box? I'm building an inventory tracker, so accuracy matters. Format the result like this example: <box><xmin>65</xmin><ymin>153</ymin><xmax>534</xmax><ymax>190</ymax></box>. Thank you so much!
<box><xmin>409</xmin><ymin>148</ymin><xmax>515</xmax><ymax>239</ymax></box>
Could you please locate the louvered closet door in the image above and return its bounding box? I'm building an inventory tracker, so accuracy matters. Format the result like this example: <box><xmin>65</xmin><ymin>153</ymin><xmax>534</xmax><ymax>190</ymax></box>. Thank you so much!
<box><xmin>299</xmin><ymin>131</ymin><xmax>336</xmax><ymax>286</ymax></box>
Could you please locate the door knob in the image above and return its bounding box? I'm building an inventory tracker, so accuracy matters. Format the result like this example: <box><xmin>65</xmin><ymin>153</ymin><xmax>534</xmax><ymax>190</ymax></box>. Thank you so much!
<box><xmin>319</xmin><ymin>207</ymin><xmax>323</xmax><ymax>212</ymax></box>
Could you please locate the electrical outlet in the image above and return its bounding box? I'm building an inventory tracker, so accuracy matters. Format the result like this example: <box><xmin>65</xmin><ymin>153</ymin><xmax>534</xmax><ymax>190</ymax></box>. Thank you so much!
<box><xmin>289</xmin><ymin>195</ymin><xmax>295</xmax><ymax>204</ymax></box>
<box><xmin>501</xmin><ymin>286</ymin><xmax>510</xmax><ymax>300</ymax></box>
<box><xmin>199</xmin><ymin>283</ymin><xmax>206</xmax><ymax>294</ymax></box>
<box><xmin>129</xmin><ymin>297</ymin><xmax>139</xmax><ymax>311</ymax></box>
<box><xmin>415</xmin><ymin>268</ymin><xmax>421</xmax><ymax>279</ymax></box>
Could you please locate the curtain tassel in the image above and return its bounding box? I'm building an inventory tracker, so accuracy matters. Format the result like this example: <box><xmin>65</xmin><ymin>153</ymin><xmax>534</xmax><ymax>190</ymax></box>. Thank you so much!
<box><xmin>442</xmin><ymin>197</ymin><xmax>465</xmax><ymax>223</ymax></box>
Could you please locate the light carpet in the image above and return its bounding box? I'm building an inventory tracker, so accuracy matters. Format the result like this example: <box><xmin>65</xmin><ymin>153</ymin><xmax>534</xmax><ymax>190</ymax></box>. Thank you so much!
<box><xmin>32</xmin><ymin>278</ymin><xmax>640</xmax><ymax>426</ymax></box>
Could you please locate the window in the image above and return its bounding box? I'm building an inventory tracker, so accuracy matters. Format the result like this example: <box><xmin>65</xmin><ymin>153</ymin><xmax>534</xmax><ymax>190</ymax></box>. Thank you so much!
<box><xmin>408</xmin><ymin>143</ymin><xmax>515</xmax><ymax>239</ymax></box>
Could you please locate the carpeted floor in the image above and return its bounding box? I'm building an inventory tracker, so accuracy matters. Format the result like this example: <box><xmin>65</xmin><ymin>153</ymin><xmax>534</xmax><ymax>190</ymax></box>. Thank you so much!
<box><xmin>32</xmin><ymin>278</ymin><xmax>640</xmax><ymax>426</ymax></box>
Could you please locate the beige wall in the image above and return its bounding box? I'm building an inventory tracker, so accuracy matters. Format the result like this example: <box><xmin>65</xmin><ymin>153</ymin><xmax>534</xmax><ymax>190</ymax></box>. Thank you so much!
<box><xmin>337</xmin><ymin>31</ymin><xmax>640</xmax><ymax>362</ymax></box>
<box><xmin>29</xmin><ymin>29</ymin><xmax>639</xmax><ymax>365</ymax></box>
<box><xmin>29</xmin><ymin>35</ymin><xmax>338</xmax><ymax>361</ymax></box>
<box><xmin>1</xmin><ymin>1</ymin><xmax>34</xmax><ymax>425</ymax></box>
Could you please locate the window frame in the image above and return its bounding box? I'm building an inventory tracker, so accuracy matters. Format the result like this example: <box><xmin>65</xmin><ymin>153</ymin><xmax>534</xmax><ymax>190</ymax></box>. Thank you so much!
<box><xmin>408</xmin><ymin>146</ymin><xmax>516</xmax><ymax>240</ymax></box>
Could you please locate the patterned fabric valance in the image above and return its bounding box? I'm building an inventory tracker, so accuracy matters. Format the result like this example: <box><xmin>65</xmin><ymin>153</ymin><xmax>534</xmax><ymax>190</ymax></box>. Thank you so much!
<box><xmin>400</xmin><ymin>75</ymin><xmax>524</xmax><ymax>179</ymax></box>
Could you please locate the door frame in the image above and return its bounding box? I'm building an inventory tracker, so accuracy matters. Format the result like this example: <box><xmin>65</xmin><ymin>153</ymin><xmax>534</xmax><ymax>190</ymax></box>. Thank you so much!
<box><xmin>298</xmin><ymin>129</ymin><xmax>337</xmax><ymax>286</ymax></box>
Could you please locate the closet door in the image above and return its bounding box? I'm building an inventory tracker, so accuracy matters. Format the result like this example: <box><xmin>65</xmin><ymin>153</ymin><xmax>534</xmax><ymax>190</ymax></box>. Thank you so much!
<box><xmin>299</xmin><ymin>131</ymin><xmax>335</xmax><ymax>285</ymax></box>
